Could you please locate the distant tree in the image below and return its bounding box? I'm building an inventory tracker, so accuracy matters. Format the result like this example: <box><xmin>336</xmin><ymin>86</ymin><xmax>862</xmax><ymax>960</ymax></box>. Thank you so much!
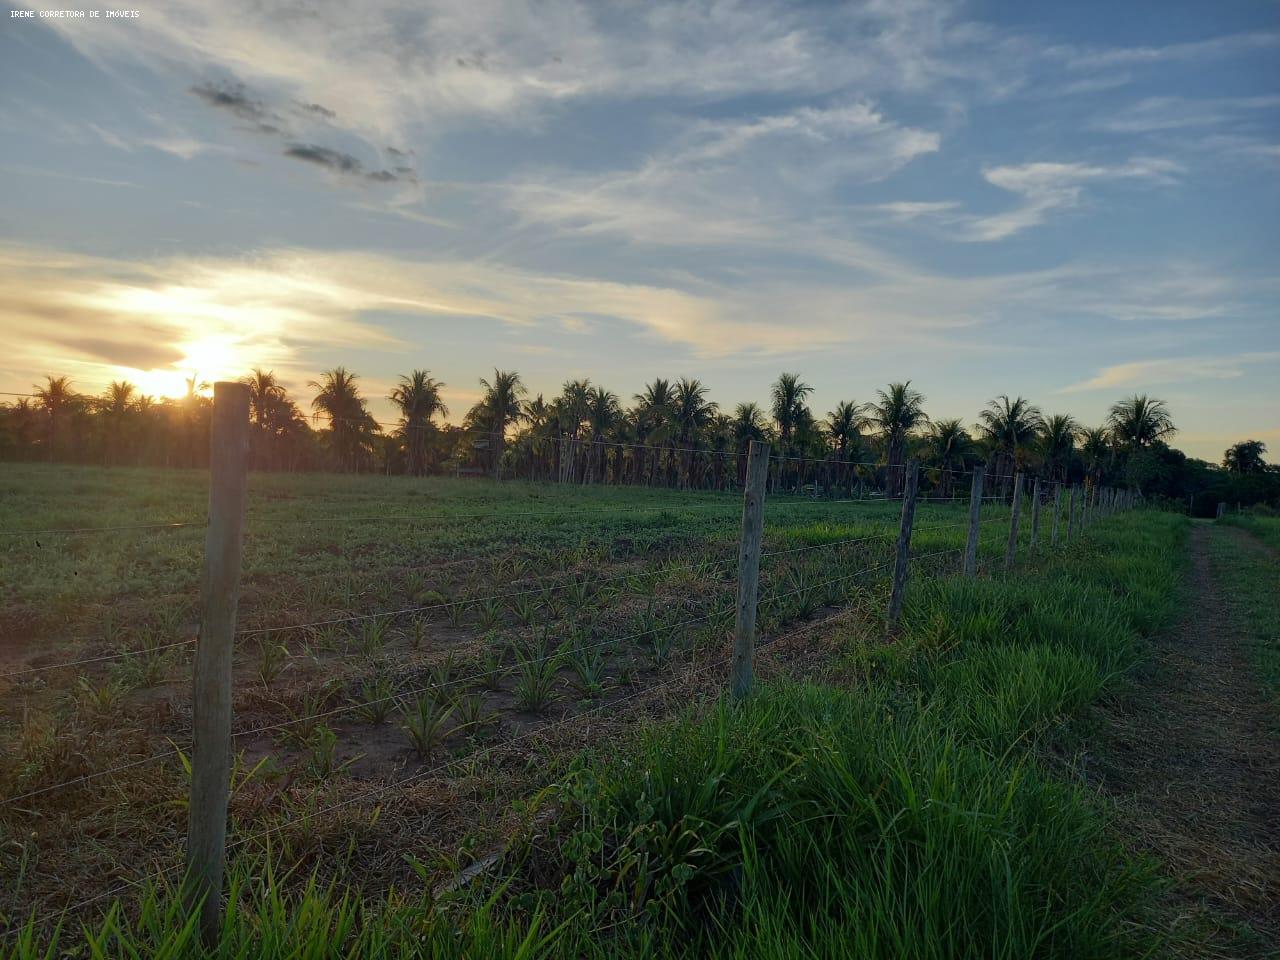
<box><xmin>583</xmin><ymin>385</ymin><xmax>621</xmax><ymax>484</ymax></box>
<box><xmin>868</xmin><ymin>381</ymin><xmax>928</xmax><ymax>497</ymax></box>
<box><xmin>1038</xmin><ymin>413</ymin><xmax>1078</xmax><ymax>482</ymax></box>
<box><xmin>310</xmin><ymin>367</ymin><xmax>378</xmax><ymax>471</ymax></box>
<box><xmin>33</xmin><ymin>375</ymin><xmax>79</xmax><ymax>462</ymax></box>
<box><xmin>671</xmin><ymin>378</ymin><xmax>717</xmax><ymax>487</ymax></box>
<box><xmin>925</xmin><ymin>418</ymin><xmax>974</xmax><ymax>497</ymax></box>
<box><xmin>97</xmin><ymin>380</ymin><xmax>136</xmax><ymax>466</ymax></box>
<box><xmin>389</xmin><ymin>370</ymin><xmax>448</xmax><ymax>477</ymax></box>
<box><xmin>1223</xmin><ymin>439</ymin><xmax>1268</xmax><ymax>475</ymax></box>
<box><xmin>476</xmin><ymin>369</ymin><xmax>526</xmax><ymax>480</ymax></box>
<box><xmin>1107</xmin><ymin>395</ymin><xmax>1175</xmax><ymax>449</ymax></box>
<box><xmin>1079</xmin><ymin>426</ymin><xmax>1112</xmax><ymax>485</ymax></box>
<box><xmin>633</xmin><ymin>378</ymin><xmax>675</xmax><ymax>485</ymax></box>
<box><xmin>977</xmin><ymin>395</ymin><xmax>1044</xmax><ymax>485</ymax></box>
<box><xmin>826</xmin><ymin>400</ymin><xmax>868</xmax><ymax>495</ymax></box>
<box><xmin>770</xmin><ymin>373</ymin><xmax>813</xmax><ymax>451</ymax></box>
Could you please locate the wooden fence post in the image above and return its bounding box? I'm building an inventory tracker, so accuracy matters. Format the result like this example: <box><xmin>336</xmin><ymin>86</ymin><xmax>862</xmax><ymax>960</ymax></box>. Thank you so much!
<box><xmin>1066</xmin><ymin>485</ymin><xmax>1077</xmax><ymax>542</ymax></box>
<box><xmin>1051</xmin><ymin>483</ymin><xmax>1062</xmax><ymax>546</ymax></box>
<box><xmin>185</xmin><ymin>382</ymin><xmax>250</xmax><ymax>948</ymax></box>
<box><xmin>963</xmin><ymin>466</ymin><xmax>984</xmax><ymax>578</ymax></box>
<box><xmin>1029</xmin><ymin>477</ymin><xmax>1042</xmax><ymax>551</ymax></box>
<box><xmin>1004</xmin><ymin>472</ymin><xmax>1024</xmax><ymax>571</ymax></box>
<box><xmin>731</xmin><ymin>440</ymin><xmax>769</xmax><ymax>699</ymax></box>
<box><xmin>886</xmin><ymin>461</ymin><xmax>920</xmax><ymax>634</ymax></box>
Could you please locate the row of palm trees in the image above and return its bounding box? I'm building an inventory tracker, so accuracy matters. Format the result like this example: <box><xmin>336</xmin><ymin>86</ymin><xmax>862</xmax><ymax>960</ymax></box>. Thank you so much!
<box><xmin>0</xmin><ymin>369</ymin><xmax>1190</xmax><ymax>494</ymax></box>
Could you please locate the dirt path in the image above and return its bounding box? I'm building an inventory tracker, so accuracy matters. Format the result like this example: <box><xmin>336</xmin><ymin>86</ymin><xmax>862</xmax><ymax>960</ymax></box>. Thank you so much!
<box><xmin>1089</xmin><ymin>523</ymin><xmax>1280</xmax><ymax>958</ymax></box>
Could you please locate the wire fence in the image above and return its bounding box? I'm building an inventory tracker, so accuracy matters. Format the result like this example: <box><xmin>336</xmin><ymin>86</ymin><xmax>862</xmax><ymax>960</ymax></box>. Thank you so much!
<box><xmin>0</xmin><ymin>394</ymin><xmax>1140</xmax><ymax>946</ymax></box>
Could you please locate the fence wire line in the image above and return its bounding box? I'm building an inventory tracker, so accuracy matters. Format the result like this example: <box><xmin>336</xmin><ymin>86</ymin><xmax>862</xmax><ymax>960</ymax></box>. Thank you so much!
<box><xmin>4</xmin><ymin>528</ymin><xmax>921</xmax><ymax>801</ymax></box>
<box><xmin>0</xmin><ymin>503</ymin><xmax>1012</xmax><ymax>681</ymax></box>
<box><xmin>7</xmin><ymin>529</ymin><xmax>912</xmax><ymax>802</ymax></box>
<box><xmin>0</xmin><ymin>591</ymin><xmax>741</xmax><ymax>806</ymax></box>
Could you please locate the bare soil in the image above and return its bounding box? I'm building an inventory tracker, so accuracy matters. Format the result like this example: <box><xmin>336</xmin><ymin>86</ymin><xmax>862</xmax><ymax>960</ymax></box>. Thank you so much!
<box><xmin>1087</xmin><ymin>523</ymin><xmax>1280</xmax><ymax>958</ymax></box>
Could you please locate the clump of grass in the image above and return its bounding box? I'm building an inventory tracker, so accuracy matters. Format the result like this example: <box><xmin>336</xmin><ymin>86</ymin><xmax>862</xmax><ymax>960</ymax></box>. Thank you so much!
<box><xmin>399</xmin><ymin>695</ymin><xmax>467</xmax><ymax>759</ymax></box>
<box><xmin>514</xmin><ymin>649</ymin><xmax>559</xmax><ymax>713</ymax></box>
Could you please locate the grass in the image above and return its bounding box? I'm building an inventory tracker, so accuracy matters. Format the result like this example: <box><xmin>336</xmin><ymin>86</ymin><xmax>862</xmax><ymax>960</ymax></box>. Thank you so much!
<box><xmin>1</xmin><ymin>470</ymin><xmax>1186</xmax><ymax>958</ymax></box>
<box><xmin>1222</xmin><ymin>512</ymin><xmax>1280</xmax><ymax>555</ymax></box>
<box><xmin>1209</xmin><ymin>519</ymin><xmax>1280</xmax><ymax>716</ymax></box>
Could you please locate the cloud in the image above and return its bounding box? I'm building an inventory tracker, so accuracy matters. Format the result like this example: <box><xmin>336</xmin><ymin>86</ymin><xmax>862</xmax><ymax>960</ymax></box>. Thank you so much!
<box><xmin>283</xmin><ymin>142</ymin><xmax>362</xmax><ymax>174</ymax></box>
<box><xmin>1049</xmin><ymin>31</ymin><xmax>1279</xmax><ymax>70</ymax></box>
<box><xmin>1095</xmin><ymin>95</ymin><xmax>1280</xmax><ymax>134</ymax></box>
<box><xmin>503</xmin><ymin>100</ymin><xmax>939</xmax><ymax>269</ymax></box>
<box><xmin>189</xmin><ymin>80</ymin><xmax>282</xmax><ymax>133</ymax></box>
<box><xmin>962</xmin><ymin>157</ymin><xmax>1182</xmax><ymax>241</ymax></box>
<box><xmin>293</xmin><ymin>100</ymin><xmax>336</xmax><ymax>119</ymax></box>
<box><xmin>1060</xmin><ymin>353</ymin><xmax>1280</xmax><ymax>393</ymax></box>
<box><xmin>24</xmin><ymin>0</ymin><xmax>1012</xmax><ymax>145</ymax></box>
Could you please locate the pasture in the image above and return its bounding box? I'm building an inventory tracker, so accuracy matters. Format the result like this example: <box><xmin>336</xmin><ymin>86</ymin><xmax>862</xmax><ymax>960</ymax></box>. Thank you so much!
<box><xmin>0</xmin><ymin>464</ymin><xmax>1021</xmax><ymax>928</ymax></box>
<box><xmin>2</xmin><ymin>465</ymin><xmax>1275</xmax><ymax>958</ymax></box>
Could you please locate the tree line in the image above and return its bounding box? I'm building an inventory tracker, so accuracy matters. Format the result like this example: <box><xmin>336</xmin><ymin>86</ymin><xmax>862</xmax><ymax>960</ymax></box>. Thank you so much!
<box><xmin>1</xmin><ymin>369</ymin><xmax>1274</xmax><ymax>513</ymax></box>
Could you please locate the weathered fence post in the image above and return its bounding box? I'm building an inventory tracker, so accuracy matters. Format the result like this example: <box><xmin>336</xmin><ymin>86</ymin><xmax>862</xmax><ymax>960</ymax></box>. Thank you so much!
<box><xmin>963</xmin><ymin>466</ymin><xmax>984</xmax><ymax>578</ymax></box>
<box><xmin>1066</xmin><ymin>485</ymin><xmax>1077</xmax><ymax>542</ymax></box>
<box><xmin>1051</xmin><ymin>483</ymin><xmax>1062</xmax><ymax>546</ymax></box>
<box><xmin>185</xmin><ymin>381</ymin><xmax>250</xmax><ymax>948</ymax></box>
<box><xmin>1029</xmin><ymin>477</ymin><xmax>1042</xmax><ymax>551</ymax></box>
<box><xmin>1004</xmin><ymin>472</ymin><xmax>1024</xmax><ymax>571</ymax></box>
<box><xmin>731</xmin><ymin>440</ymin><xmax>769</xmax><ymax>699</ymax></box>
<box><xmin>886</xmin><ymin>461</ymin><xmax>920</xmax><ymax>634</ymax></box>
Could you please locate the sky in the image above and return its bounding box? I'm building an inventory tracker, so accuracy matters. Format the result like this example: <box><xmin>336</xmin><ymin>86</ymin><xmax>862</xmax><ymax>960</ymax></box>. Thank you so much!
<box><xmin>1</xmin><ymin>0</ymin><xmax>1276</xmax><ymax>462</ymax></box>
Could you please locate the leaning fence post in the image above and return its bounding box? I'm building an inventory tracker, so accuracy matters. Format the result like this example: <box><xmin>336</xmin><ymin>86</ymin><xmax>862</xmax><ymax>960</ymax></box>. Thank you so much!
<box><xmin>963</xmin><ymin>466</ymin><xmax>984</xmax><ymax>578</ymax></box>
<box><xmin>731</xmin><ymin>440</ymin><xmax>769</xmax><ymax>699</ymax></box>
<box><xmin>1004</xmin><ymin>472</ymin><xmax>1024</xmax><ymax>571</ymax></box>
<box><xmin>886</xmin><ymin>461</ymin><xmax>920</xmax><ymax>634</ymax></box>
<box><xmin>185</xmin><ymin>382</ymin><xmax>250</xmax><ymax>947</ymax></box>
<box><xmin>1029</xmin><ymin>477</ymin><xmax>1042</xmax><ymax>551</ymax></box>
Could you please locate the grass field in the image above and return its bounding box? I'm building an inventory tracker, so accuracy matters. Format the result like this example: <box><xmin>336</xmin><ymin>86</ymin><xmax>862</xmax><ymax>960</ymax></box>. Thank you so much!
<box><xmin>0</xmin><ymin>464</ymin><xmax>1168</xmax><ymax>956</ymax></box>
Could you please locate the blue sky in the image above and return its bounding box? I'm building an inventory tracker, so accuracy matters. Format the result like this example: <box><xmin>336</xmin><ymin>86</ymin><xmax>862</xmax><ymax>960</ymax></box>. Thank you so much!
<box><xmin>1</xmin><ymin>0</ymin><xmax>1276</xmax><ymax>460</ymax></box>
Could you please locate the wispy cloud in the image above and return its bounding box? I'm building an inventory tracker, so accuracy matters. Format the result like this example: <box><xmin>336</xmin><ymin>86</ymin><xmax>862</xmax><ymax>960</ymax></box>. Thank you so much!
<box><xmin>1059</xmin><ymin>352</ymin><xmax>1280</xmax><ymax>393</ymax></box>
<box><xmin>962</xmin><ymin>157</ymin><xmax>1182</xmax><ymax>241</ymax></box>
<box><xmin>1049</xmin><ymin>31</ymin><xmax>1279</xmax><ymax>71</ymax></box>
<box><xmin>1094</xmin><ymin>94</ymin><xmax>1280</xmax><ymax>134</ymax></box>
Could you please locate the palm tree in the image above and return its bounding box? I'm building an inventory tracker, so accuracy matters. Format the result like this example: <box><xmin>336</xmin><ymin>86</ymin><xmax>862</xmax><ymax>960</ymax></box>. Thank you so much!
<box><xmin>242</xmin><ymin>368</ymin><xmax>287</xmax><ymax>469</ymax></box>
<box><xmin>583</xmin><ymin>386</ymin><xmax>621</xmax><ymax>484</ymax></box>
<box><xmin>389</xmin><ymin>370</ymin><xmax>448</xmax><ymax>477</ymax></box>
<box><xmin>826</xmin><ymin>400</ymin><xmax>868</xmax><ymax>496</ymax></box>
<box><xmin>868</xmin><ymin>381</ymin><xmax>928</xmax><ymax>497</ymax></box>
<box><xmin>924</xmin><ymin>418</ymin><xmax>974</xmax><ymax>497</ymax></box>
<box><xmin>770</xmin><ymin>373</ymin><xmax>813</xmax><ymax>451</ymax></box>
<box><xmin>1223</xmin><ymin>439</ymin><xmax>1267</xmax><ymax>474</ymax></box>
<box><xmin>310</xmin><ymin>367</ymin><xmax>377</xmax><ymax>471</ymax></box>
<box><xmin>671</xmin><ymin>378</ymin><xmax>717</xmax><ymax>487</ymax></box>
<box><xmin>476</xmin><ymin>369</ymin><xmax>526</xmax><ymax>480</ymax></box>
<box><xmin>633</xmin><ymin>378</ymin><xmax>675</xmax><ymax>486</ymax></box>
<box><xmin>1107</xmin><ymin>395</ymin><xmax>1175</xmax><ymax>448</ymax></box>
<box><xmin>99</xmin><ymin>380</ymin><xmax>136</xmax><ymax>466</ymax></box>
<box><xmin>1079</xmin><ymin>427</ymin><xmax>1111</xmax><ymax>486</ymax></box>
<box><xmin>33</xmin><ymin>375</ymin><xmax>78</xmax><ymax>462</ymax></box>
<box><xmin>977</xmin><ymin>396</ymin><xmax>1044</xmax><ymax>487</ymax></box>
<box><xmin>555</xmin><ymin>379</ymin><xmax>592</xmax><ymax>481</ymax></box>
<box><xmin>1038</xmin><ymin>414</ymin><xmax>1078</xmax><ymax>483</ymax></box>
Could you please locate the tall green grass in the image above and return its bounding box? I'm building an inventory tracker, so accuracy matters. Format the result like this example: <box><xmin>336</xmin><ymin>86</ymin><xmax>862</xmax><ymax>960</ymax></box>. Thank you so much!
<box><xmin>4</xmin><ymin>512</ymin><xmax>1188</xmax><ymax>959</ymax></box>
